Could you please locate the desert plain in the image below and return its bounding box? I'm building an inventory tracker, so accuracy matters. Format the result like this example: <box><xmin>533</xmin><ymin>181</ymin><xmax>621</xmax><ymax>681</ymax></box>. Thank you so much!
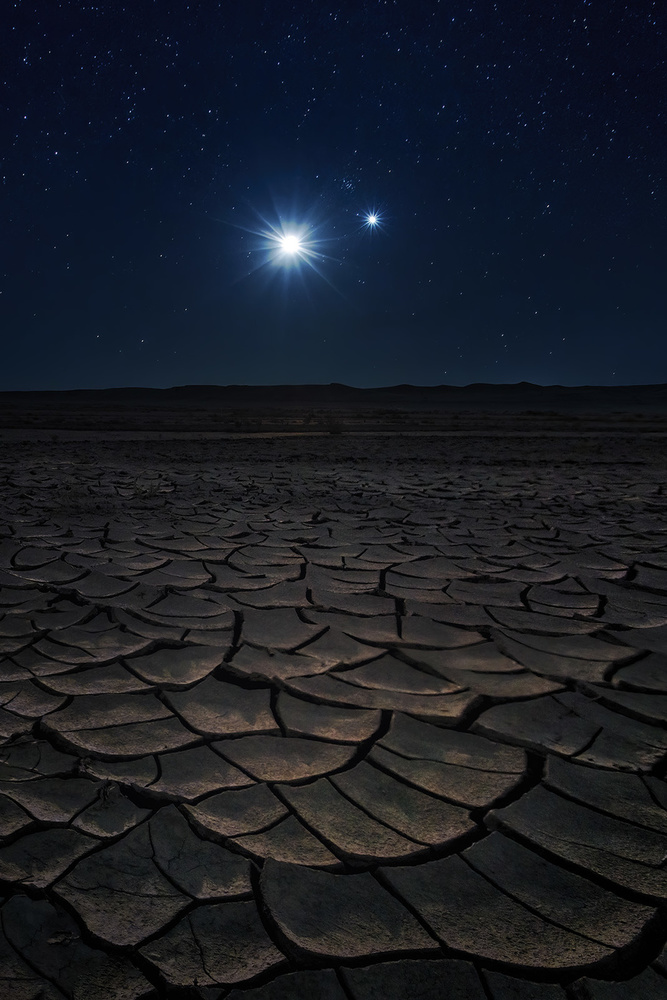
<box><xmin>0</xmin><ymin>383</ymin><xmax>667</xmax><ymax>999</ymax></box>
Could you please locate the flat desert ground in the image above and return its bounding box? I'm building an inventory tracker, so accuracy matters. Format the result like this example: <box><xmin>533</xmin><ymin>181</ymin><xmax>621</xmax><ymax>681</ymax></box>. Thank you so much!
<box><xmin>1</xmin><ymin>385</ymin><xmax>667</xmax><ymax>999</ymax></box>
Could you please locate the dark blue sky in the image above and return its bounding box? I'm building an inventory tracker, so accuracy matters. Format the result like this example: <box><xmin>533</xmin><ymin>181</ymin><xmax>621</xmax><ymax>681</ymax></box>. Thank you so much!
<box><xmin>2</xmin><ymin>0</ymin><xmax>665</xmax><ymax>389</ymax></box>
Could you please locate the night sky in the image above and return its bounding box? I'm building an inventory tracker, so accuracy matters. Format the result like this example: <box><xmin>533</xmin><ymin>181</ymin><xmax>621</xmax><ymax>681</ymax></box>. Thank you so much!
<box><xmin>2</xmin><ymin>1</ymin><xmax>665</xmax><ymax>390</ymax></box>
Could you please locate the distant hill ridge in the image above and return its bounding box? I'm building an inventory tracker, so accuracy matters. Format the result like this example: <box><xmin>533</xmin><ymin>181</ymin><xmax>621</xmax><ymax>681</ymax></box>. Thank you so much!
<box><xmin>1</xmin><ymin>382</ymin><xmax>666</xmax><ymax>413</ymax></box>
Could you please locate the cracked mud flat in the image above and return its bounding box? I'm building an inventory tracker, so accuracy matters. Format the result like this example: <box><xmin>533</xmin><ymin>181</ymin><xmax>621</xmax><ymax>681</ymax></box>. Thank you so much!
<box><xmin>1</xmin><ymin>427</ymin><xmax>667</xmax><ymax>999</ymax></box>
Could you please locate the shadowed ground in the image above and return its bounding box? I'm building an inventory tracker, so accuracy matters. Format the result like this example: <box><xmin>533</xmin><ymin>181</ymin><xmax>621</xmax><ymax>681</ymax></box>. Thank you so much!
<box><xmin>1</xmin><ymin>397</ymin><xmax>666</xmax><ymax>998</ymax></box>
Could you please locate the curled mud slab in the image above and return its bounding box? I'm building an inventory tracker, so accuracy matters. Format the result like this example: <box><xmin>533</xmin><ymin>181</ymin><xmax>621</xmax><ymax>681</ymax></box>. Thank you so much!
<box><xmin>1</xmin><ymin>430</ymin><xmax>667</xmax><ymax>997</ymax></box>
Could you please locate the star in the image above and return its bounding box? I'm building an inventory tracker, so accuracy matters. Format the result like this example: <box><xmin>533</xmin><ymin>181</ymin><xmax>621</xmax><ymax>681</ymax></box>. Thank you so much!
<box><xmin>361</xmin><ymin>209</ymin><xmax>384</xmax><ymax>232</ymax></box>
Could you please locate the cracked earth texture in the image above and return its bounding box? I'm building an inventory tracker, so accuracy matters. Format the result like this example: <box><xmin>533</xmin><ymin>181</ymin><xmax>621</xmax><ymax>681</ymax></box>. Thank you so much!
<box><xmin>1</xmin><ymin>431</ymin><xmax>667</xmax><ymax>999</ymax></box>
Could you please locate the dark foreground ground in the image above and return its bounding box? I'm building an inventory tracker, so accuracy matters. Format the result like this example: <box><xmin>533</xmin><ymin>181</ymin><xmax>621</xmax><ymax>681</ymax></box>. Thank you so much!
<box><xmin>1</xmin><ymin>399</ymin><xmax>667</xmax><ymax>999</ymax></box>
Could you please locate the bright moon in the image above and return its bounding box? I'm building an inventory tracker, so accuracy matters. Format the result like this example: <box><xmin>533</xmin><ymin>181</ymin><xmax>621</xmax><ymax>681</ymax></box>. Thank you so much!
<box><xmin>255</xmin><ymin>216</ymin><xmax>327</xmax><ymax>273</ymax></box>
<box><xmin>279</xmin><ymin>233</ymin><xmax>302</xmax><ymax>254</ymax></box>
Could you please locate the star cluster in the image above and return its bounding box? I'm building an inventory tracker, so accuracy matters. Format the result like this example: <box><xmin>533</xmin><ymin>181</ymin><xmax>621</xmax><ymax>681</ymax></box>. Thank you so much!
<box><xmin>1</xmin><ymin>1</ymin><xmax>665</xmax><ymax>388</ymax></box>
